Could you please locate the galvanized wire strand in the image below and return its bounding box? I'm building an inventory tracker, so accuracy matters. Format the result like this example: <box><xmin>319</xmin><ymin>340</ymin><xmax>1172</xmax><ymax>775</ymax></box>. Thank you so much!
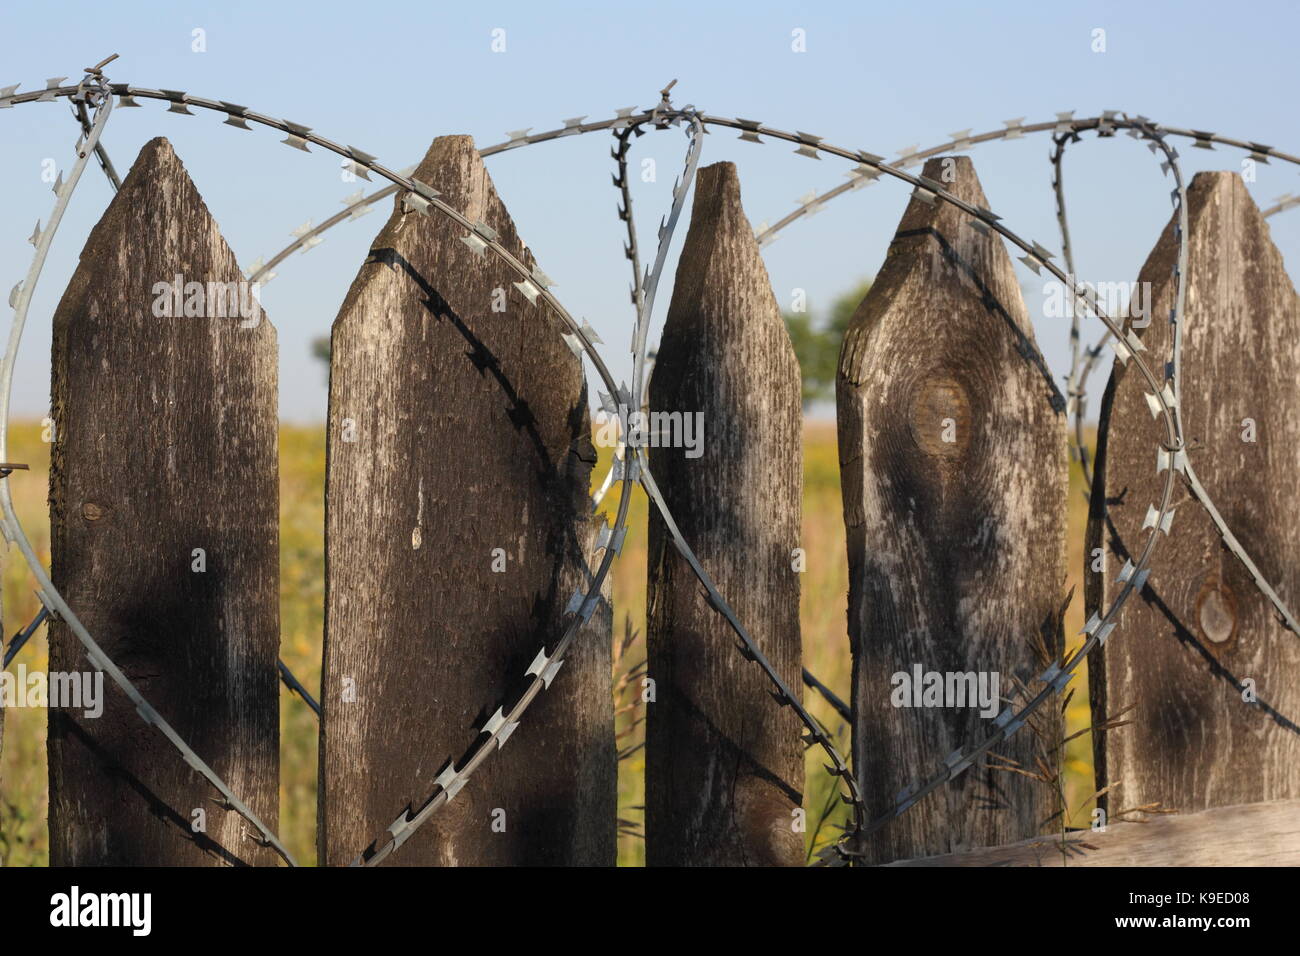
<box><xmin>3</xmin><ymin>606</ymin><xmax>48</xmax><ymax>668</ymax></box>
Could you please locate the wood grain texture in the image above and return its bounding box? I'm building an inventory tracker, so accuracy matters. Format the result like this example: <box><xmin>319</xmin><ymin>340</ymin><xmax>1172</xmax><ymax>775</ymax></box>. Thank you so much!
<box><xmin>320</xmin><ymin>135</ymin><xmax>614</xmax><ymax>866</ymax></box>
<box><xmin>837</xmin><ymin>156</ymin><xmax>1069</xmax><ymax>865</ymax></box>
<box><xmin>886</xmin><ymin>797</ymin><xmax>1300</xmax><ymax>866</ymax></box>
<box><xmin>645</xmin><ymin>162</ymin><xmax>804</xmax><ymax>867</ymax></box>
<box><xmin>48</xmin><ymin>137</ymin><xmax>280</xmax><ymax>866</ymax></box>
<box><xmin>1087</xmin><ymin>171</ymin><xmax>1300</xmax><ymax>816</ymax></box>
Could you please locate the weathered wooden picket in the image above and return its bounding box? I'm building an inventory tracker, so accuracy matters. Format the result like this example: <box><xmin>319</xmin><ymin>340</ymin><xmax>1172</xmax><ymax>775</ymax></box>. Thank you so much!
<box><xmin>26</xmin><ymin>132</ymin><xmax>1300</xmax><ymax>866</ymax></box>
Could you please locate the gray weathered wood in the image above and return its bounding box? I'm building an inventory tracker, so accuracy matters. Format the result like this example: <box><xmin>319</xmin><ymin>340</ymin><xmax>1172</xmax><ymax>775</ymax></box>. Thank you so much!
<box><xmin>1087</xmin><ymin>171</ymin><xmax>1300</xmax><ymax>817</ymax></box>
<box><xmin>886</xmin><ymin>797</ymin><xmax>1300</xmax><ymax>866</ymax></box>
<box><xmin>321</xmin><ymin>135</ymin><xmax>614</xmax><ymax>866</ymax></box>
<box><xmin>837</xmin><ymin>156</ymin><xmax>1069</xmax><ymax>865</ymax></box>
<box><xmin>645</xmin><ymin>161</ymin><xmax>804</xmax><ymax>867</ymax></box>
<box><xmin>48</xmin><ymin>137</ymin><xmax>280</xmax><ymax>865</ymax></box>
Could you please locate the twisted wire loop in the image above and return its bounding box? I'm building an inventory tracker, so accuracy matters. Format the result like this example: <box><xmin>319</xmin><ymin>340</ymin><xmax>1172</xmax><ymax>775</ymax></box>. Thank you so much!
<box><xmin>2</xmin><ymin>71</ymin><xmax>1294</xmax><ymax>864</ymax></box>
<box><xmin>1050</xmin><ymin>118</ymin><xmax>1300</xmax><ymax>638</ymax></box>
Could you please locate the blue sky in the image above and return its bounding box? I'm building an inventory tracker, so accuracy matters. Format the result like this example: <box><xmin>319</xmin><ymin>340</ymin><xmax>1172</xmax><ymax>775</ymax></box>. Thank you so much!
<box><xmin>2</xmin><ymin>0</ymin><xmax>1298</xmax><ymax>420</ymax></box>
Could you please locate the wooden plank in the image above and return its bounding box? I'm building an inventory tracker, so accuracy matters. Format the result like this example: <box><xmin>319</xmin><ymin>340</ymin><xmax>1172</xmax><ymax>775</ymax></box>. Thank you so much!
<box><xmin>1087</xmin><ymin>171</ymin><xmax>1300</xmax><ymax>817</ymax></box>
<box><xmin>886</xmin><ymin>797</ymin><xmax>1300</xmax><ymax>866</ymax></box>
<box><xmin>645</xmin><ymin>161</ymin><xmax>805</xmax><ymax>867</ymax></box>
<box><xmin>837</xmin><ymin>156</ymin><xmax>1069</xmax><ymax>865</ymax></box>
<box><xmin>321</xmin><ymin>135</ymin><xmax>614</xmax><ymax>866</ymax></box>
<box><xmin>48</xmin><ymin>137</ymin><xmax>280</xmax><ymax>865</ymax></box>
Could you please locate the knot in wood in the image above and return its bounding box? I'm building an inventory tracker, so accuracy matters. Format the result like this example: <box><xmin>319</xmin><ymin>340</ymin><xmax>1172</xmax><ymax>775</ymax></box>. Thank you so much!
<box><xmin>907</xmin><ymin>375</ymin><xmax>971</xmax><ymax>460</ymax></box>
<box><xmin>1196</xmin><ymin>578</ymin><xmax>1238</xmax><ymax>652</ymax></box>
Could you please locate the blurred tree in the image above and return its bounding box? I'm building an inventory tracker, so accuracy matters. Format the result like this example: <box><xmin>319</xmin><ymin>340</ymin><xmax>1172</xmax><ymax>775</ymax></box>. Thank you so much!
<box><xmin>311</xmin><ymin>335</ymin><xmax>330</xmax><ymax>366</ymax></box>
<box><xmin>782</xmin><ymin>278</ymin><xmax>872</xmax><ymax>407</ymax></box>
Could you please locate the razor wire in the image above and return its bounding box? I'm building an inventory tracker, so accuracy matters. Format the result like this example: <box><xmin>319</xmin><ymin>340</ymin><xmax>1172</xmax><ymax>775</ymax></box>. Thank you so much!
<box><xmin>220</xmin><ymin>104</ymin><xmax>1300</xmax><ymax>657</ymax></box>
<box><xmin>0</xmin><ymin>69</ymin><xmax>1292</xmax><ymax>865</ymax></box>
<box><xmin>55</xmin><ymin>93</ymin><xmax>1300</xmax><ymax>721</ymax></box>
<box><xmin>1</xmin><ymin>70</ymin><xmax>640</xmax><ymax>868</ymax></box>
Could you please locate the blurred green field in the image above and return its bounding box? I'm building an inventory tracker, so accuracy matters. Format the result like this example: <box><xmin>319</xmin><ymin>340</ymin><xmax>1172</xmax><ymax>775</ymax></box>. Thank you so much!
<box><xmin>0</xmin><ymin>420</ymin><xmax>1095</xmax><ymax>866</ymax></box>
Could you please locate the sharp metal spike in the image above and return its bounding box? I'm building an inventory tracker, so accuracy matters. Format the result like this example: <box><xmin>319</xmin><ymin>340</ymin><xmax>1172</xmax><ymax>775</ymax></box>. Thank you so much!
<box><xmin>1095</xmin><ymin>620</ymin><xmax>1116</xmax><ymax>645</ymax></box>
<box><xmin>1141</xmin><ymin>504</ymin><xmax>1159</xmax><ymax>532</ymax></box>
<box><xmin>1112</xmin><ymin>339</ymin><xmax>1132</xmax><ymax>367</ymax></box>
<box><xmin>513</xmin><ymin>279</ymin><xmax>541</xmax><ymax>305</ymax></box>
<box><xmin>525</xmin><ymin>647</ymin><xmax>551</xmax><ymax>682</ymax></box>
<box><xmin>495</xmin><ymin>719</ymin><xmax>520</xmax><ymax>749</ymax></box>
<box><xmin>460</xmin><ymin>233</ymin><xmax>488</xmax><ymax>257</ymax></box>
<box><xmin>433</xmin><ymin>762</ymin><xmax>461</xmax><ymax>799</ymax></box>
<box><xmin>560</xmin><ymin>332</ymin><xmax>584</xmax><ymax>357</ymax></box>
<box><xmin>403</xmin><ymin>193</ymin><xmax>431</xmax><ymax>216</ymax></box>
<box><xmin>1116</xmin><ymin>559</ymin><xmax>1135</xmax><ymax>584</ymax></box>
<box><xmin>483</xmin><ymin>707</ymin><xmax>509</xmax><ymax>737</ymax></box>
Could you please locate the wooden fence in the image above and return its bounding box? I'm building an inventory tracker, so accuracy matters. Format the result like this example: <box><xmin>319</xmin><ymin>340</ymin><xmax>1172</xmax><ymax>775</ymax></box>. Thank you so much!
<box><xmin>21</xmin><ymin>134</ymin><xmax>1300</xmax><ymax>866</ymax></box>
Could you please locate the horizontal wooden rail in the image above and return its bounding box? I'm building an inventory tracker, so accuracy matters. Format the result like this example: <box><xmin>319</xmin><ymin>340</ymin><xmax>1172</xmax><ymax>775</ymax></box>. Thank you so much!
<box><xmin>884</xmin><ymin>798</ymin><xmax>1300</xmax><ymax>866</ymax></box>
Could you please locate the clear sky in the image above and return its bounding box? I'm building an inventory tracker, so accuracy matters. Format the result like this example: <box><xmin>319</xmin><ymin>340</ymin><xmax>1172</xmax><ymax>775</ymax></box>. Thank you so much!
<box><xmin>2</xmin><ymin>0</ymin><xmax>1298</xmax><ymax>421</ymax></box>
